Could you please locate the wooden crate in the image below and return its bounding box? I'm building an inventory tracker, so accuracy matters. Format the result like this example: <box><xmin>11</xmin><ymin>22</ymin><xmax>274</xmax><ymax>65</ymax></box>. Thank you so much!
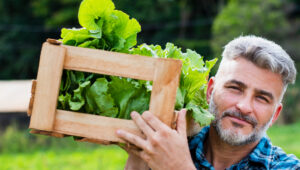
<box><xmin>28</xmin><ymin>39</ymin><xmax>182</xmax><ymax>144</ymax></box>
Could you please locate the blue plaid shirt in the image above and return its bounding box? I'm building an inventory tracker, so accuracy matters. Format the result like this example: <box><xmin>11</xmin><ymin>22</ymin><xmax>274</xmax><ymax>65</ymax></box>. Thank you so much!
<box><xmin>189</xmin><ymin>126</ymin><xmax>300</xmax><ymax>170</ymax></box>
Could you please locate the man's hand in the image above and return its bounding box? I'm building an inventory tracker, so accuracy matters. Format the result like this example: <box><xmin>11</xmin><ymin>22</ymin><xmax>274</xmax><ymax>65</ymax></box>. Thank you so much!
<box><xmin>122</xmin><ymin>147</ymin><xmax>149</xmax><ymax>170</ymax></box>
<box><xmin>116</xmin><ymin>109</ymin><xmax>196</xmax><ymax>170</ymax></box>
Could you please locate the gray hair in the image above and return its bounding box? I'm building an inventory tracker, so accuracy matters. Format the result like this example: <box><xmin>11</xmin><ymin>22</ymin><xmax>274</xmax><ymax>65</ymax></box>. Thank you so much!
<box><xmin>220</xmin><ymin>35</ymin><xmax>297</xmax><ymax>87</ymax></box>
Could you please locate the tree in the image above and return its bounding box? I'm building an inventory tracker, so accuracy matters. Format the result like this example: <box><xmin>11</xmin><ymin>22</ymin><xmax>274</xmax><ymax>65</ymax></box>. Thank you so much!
<box><xmin>211</xmin><ymin>0</ymin><xmax>300</xmax><ymax>124</ymax></box>
<box><xmin>0</xmin><ymin>0</ymin><xmax>223</xmax><ymax>80</ymax></box>
<box><xmin>211</xmin><ymin>0</ymin><xmax>291</xmax><ymax>57</ymax></box>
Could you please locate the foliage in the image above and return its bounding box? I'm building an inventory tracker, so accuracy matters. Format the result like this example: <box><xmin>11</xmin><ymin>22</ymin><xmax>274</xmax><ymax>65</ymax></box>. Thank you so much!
<box><xmin>57</xmin><ymin>0</ymin><xmax>149</xmax><ymax>120</ymax></box>
<box><xmin>131</xmin><ymin>43</ymin><xmax>217</xmax><ymax>125</ymax></box>
<box><xmin>211</xmin><ymin>0</ymin><xmax>291</xmax><ymax>57</ymax></box>
<box><xmin>279</xmin><ymin>63</ymin><xmax>300</xmax><ymax>124</ymax></box>
<box><xmin>58</xmin><ymin>71</ymin><xmax>151</xmax><ymax>119</ymax></box>
<box><xmin>62</xmin><ymin>0</ymin><xmax>141</xmax><ymax>52</ymax></box>
<box><xmin>0</xmin><ymin>124</ymin><xmax>95</xmax><ymax>153</ymax></box>
<box><xmin>57</xmin><ymin>0</ymin><xmax>217</xmax><ymax>126</ymax></box>
<box><xmin>31</xmin><ymin>0</ymin><xmax>81</xmax><ymax>28</ymax></box>
<box><xmin>0</xmin><ymin>0</ymin><xmax>224</xmax><ymax>80</ymax></box>
<box><xmin>0</xmin><ymin>0</ymin><xmax>44</xmax><ymax>79</ymax></box>
<box><xmin>267</xmin><ymin>121</ymin><xmax>300</xmax><ymax>158</ymax></box>
<box><xmin>58</xmin><ymin>43</ymin><xmax>217</xmax><ymax>125</ymax></box>
<box><xmin>0</xmin><ymin>124</ymin><xmax>127</xmax><ymax>169</ymax></box>
<box><xmin>210</xmin><ymin>0</ymin><xmax>300</xmax><ymax>124</ymax></box>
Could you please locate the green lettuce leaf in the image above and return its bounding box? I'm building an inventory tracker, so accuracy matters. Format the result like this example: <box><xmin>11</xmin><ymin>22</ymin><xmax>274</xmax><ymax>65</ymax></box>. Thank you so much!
<box><xmin>131</xmin><ymin>43</ymin><xmax>217</xmax><ymax>126</ymax></box>
<box><xmin>69</xmin><ymin>81</ymin><xmax>90</xmax><ymax>111</ymax></box>
<box><xmin>85</xmin><ymin>78</ymin><xmax>118</xmax><ymax>117</ymax></box>
<box><xmin>186</xmin><ymin>103</ymin><xmax>215</xmax><ymax>127</ymax></box>
<box><xmin>108</xmin><ymin>76</ymin><xmax>150</xmax><ymax>119</ymax></box>
<box><xmin>62</xmin><ymin>0</ymin><xmax>141</xmax><ymax>52</ymax></box>
<box><xmin>58</xmin><ymin>0</ymin><xmax>217</xmax><ymax>127</ymax></box>
<box><xmin>78</xmin><ymin>0</ymin><xmax>115</xmax><ymax>32</ymax></box>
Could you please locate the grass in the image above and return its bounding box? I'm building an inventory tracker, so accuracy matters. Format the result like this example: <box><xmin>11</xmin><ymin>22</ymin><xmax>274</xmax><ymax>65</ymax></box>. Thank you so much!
<box><xmin>0</xmin><ymin>124</ymin><xmax>128</xmax><ymax>170</ymax></box>
<box><xmin>0</xmin><ymin>147</ymin><xmax>127</xmax><ymax>170</ymax></box>
<box><xmin>0</xmin><ymin>121</ymin><xmax>299</xmax><ymax>170</ymax></box>
<box><xmin>267</xmin><ymin>121</ymin><xmax>300</xmax><ymax>158</ymax></box>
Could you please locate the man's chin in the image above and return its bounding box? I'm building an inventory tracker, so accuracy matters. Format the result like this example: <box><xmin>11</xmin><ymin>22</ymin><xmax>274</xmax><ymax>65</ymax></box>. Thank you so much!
<box><xmin>213</xmin><ymin>121</ymin><xmax>259</xmax><ymax>146</ymax></box>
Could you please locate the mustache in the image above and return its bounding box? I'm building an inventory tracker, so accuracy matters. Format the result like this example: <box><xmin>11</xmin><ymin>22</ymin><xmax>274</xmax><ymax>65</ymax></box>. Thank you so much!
<box><xmin>221</xmin><ymin>110</ymin><xmax>258</xmax><ymax>127</ymax></box>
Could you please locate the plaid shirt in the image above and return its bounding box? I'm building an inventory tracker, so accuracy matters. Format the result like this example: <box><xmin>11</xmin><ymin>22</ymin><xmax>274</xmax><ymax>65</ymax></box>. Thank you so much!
<box><xmin>189</xmin><ymin>126</ymin><xmax>300</xmax><ymax>170</ymax></box>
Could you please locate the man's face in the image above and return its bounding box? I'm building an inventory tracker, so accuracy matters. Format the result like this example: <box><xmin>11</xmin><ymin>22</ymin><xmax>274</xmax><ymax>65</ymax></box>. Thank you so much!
<box><xmin>207</xmin><ymin>57</ymin><xmax>283</xmax><ymax>145</ymax></box>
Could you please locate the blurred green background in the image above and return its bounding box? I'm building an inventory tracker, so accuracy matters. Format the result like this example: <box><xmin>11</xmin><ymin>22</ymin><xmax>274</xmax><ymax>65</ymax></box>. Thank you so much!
<box><xmin>0</xmin><ymin>0</ymin><xmax>299</xmax><ymax>169</ymax></box>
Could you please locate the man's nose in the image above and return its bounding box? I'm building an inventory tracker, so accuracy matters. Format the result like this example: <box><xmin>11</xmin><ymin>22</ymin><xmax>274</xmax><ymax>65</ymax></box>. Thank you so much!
<box><xmin>236</xmin><ymin>95</ymin><xmax>253</xmax><ymax>115</ymax></box>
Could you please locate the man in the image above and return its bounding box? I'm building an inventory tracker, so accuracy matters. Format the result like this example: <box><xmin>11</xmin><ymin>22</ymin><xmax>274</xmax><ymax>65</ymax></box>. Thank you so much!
<box><xmin>116</xmin><ymin>35</ymin><xmax>300</xmax><ymax>169</ymax></box>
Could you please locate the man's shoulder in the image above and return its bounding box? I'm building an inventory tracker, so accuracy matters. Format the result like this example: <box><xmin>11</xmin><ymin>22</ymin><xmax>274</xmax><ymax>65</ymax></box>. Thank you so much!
<box><xmin>251</xmin><ymin>137</ymin><xmax>300</xmax><ymax>169</ymax></box>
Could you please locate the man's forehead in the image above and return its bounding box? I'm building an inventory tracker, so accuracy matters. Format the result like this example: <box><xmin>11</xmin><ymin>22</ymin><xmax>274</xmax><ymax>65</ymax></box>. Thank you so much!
<box><xmin>215</xmin><ymin>58</ymin><xmax>284</xmax><ymax>100</ymax></box>
<box><xmin>217</xmin><ymin>58</ymin><xmax>280</xmax><ymax>79</ymax></box>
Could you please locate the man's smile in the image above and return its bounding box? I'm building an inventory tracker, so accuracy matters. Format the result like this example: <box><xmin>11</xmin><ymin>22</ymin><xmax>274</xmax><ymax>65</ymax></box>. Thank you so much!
<box><xmin>221</xmin><ymin>110</ymin><xmax>258</xmax><ymax>129</ymax></box>
<box><xmin>227</xmin><ymin>115</ymin><xmax>251</xmax><ymax>128</ymax></box>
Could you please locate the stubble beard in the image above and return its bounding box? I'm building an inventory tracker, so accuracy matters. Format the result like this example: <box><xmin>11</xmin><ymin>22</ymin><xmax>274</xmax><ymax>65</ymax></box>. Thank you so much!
<box><xmin>208</xmin><ymin>93</ymin><xmax>274</xmax><ymax>146</ymax></box>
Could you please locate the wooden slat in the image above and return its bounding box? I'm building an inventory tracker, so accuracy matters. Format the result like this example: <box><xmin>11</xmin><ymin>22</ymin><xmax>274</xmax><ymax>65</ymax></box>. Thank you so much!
<box><xmin>29</xmin><ymin>42</ymin><xmax>66</xmax><ymax>131</ymax></box>
<box><xmin>53</xmin><ymin>110</ymin><xmax>143</xmax><ymax>143</ymax></box>
<box><xmin>30</xmin><ymin>129</ymin><xmax>66</xmax><ymax>138</ymax></box>
<box><xmin>63</xmin><ymin>45</ymin><xmax>156</xmax><ymax>81</ymax></box>
<box><xmin>29</xmin><ymin>42</ymin><xmax>183</xmax><ymax>143</ymax></box>
<box><xmin>149</xmin><ymin>59</ymin><xmax>182</xmax><ymax>127</ymax></box>
<box><xmin>75</xmin><ymin>138</ymin><xmax>114</xmax><ymax>145</ymax></box>
<box><xmin>27</xmin><ymin>80</ymin><xmax>37</xmax><ymax>116</ymax></box>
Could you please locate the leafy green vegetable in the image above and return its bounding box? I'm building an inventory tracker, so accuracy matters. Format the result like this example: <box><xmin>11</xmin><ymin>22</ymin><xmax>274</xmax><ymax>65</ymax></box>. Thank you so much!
<box><xmin>78</xmin><ymin>0</ymin><xmax>115</xmax><ymax>33</ymax></box>
<box><xmin>58</xmin><ymin>70</ymin><xmax>150</xmax><ymax>119</ymax></box>
<box><xmin>61</xmin><ymin>0</ymin><xmax>141</xmax><ymax>52</ymax></box>
<box><xmin>58</xmin><ymin>0</ymin><xmax>217</xmax><ymax>126</ymax></box>
<box><xmin>109</xmin><ymin>77</ymin><xmax>150</xmax><ymax>119</ymax></box>
<box><xmin>130</xmin><ymin>43</ymin><xmax>217</xmax><ymax>126</ymax></box>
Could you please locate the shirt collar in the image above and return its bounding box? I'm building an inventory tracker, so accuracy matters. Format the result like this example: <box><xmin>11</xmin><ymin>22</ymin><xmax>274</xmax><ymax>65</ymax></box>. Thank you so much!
<box><xmin>189</xmin><ymin>126</ymin><xmax>212</xmax><ymax>169</ymax></box>
<box><xmin>189</xmin><ymin>126</ymin><xmax>272</xmax><ymax>169</ymax></box>
<box><xmin>247</xmin><ymin>136</ymin><xmax>273</xmax><ymax>168</ymax></box>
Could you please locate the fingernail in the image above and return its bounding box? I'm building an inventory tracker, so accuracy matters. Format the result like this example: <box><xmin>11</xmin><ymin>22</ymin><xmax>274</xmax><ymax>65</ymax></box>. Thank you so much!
<box><xmin>131</xmin><ymin>111</ymin><xmax>137</xmax><ymax>118</ymax></box>
<box><xmin>116</xmin><ymin>130</ymin><xmax>122</xmax><ymax>135</ymax></box>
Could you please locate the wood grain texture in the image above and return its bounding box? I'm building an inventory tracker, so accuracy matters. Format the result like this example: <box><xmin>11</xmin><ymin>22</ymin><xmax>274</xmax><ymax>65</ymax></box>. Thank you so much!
<box><xmin>27</xmin><ymin>80</ymin><xmax>37</xmax><ymax>116</ymax></box>
<box><xmin>29</xmin><ymin>42</ymin><xmax>65</xmax><ymax>131</ymax></box>
<box><xmin>63</xmin><ymin>45</ymin><xmax>156</xmax><ymax>81</ymax></box>
<box><xmin>149</xmin><ymin>58</ymin><xmax>182</xmax><ymax>127</ymax></box>
<box><xmin>29</xmin><ymin>42</ymin><xmax>183</xmax><ymax>143</ymax></box>
<box><xmin>30</xmin><ymin>129</ymin><xmax>66</xmax><ymax>138</ymax></box>
<box><xmin>53</xmin><ymin>110</ymin><xmax>144</xmax><ymax>143</ymax></box>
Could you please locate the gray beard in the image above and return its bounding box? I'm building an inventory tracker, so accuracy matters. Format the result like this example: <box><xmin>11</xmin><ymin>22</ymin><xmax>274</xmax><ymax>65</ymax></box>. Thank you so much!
<box><xmin>208</xmin><ymin>93</ymin><xmax>273</xmax><ymax>146</ymax></box>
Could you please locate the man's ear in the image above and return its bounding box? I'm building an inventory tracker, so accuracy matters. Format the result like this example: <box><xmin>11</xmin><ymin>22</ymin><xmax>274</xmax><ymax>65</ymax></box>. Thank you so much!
<box><xmin>270</xmin><ymin>103</ymin><xmax>282</xmax><ymax>126</ymax></box>
<box><xmin>206</xmin><ymin>77</ymin><xmax>215</xmax><ymax>104</ymax></box>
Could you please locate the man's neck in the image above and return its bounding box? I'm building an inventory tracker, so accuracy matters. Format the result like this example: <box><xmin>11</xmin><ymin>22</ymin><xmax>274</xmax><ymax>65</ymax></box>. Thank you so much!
<box><xmin>204</xmin><ymin>127</ymin><xmax>259</xmax><ymax>170</ymax></box>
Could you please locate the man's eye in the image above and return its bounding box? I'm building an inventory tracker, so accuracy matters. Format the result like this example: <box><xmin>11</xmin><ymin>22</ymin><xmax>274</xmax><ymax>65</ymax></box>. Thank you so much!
<box><xmin>257</xmin><ymin>96</ymin><xmax>269</xmax><ymax>103</ymax></box>
<box><xmin>228</xmin><ymin>86</ymin><xmax>241</xmax><ymax>91</ymax></box>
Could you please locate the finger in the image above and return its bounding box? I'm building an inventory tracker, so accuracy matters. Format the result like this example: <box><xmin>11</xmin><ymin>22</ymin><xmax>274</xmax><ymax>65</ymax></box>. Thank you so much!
<box><xmin>176</xmin><ymin>109</ymin><xmax>187</xmax><ymax>136</ymax></box>
<box><xmin>127</xmin><ymin>147</ymin><xmax>142</xmax><ymax>157</ymax></box>
<box><xmin>142</xmin><ymin>111</ymin><xmax>168</xmax><ymax>131</ymax></box>
<box><xmin>116</xmin><ymin>130</ymin><xmax>146</xmax><ymax>149</ymax></box>
<box><xmin>131</xmin><ymin>111</ymin><xmax>155</xmax><ymax>136</ymax></box>
<box><xmin>119</xmin><ymin>144</ymin><xmax>142</xmax><ymax>155</ymax></box>
<box><xmin>128</xmin><ymin>150</ymin><xmax>151</xmax><ymax>164</ymax></box>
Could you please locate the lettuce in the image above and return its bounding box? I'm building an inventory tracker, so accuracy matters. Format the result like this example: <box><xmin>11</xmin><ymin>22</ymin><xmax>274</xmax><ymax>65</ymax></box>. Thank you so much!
<box><xmin>61</xmin><ymin>0</ymin><xmax>141</xmax><ymax>52</ymax></box>
<box><xmin>58</xmin><ymin>0</ymin><xmax>217</xmax><ymax>126</ymax></box>
<box><xmin>130</xmin><ymin>43</ymin><xmax>217</xmax><ymax>126</ymax></box>
<box><xmin>58</xmin><ymin>71</ymin><xmax>150</xmax><ymax>119</ymax></box>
